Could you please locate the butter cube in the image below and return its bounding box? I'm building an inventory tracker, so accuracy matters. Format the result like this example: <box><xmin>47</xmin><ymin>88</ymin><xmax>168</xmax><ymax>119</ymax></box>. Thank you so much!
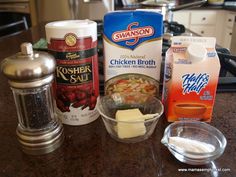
<box><xmin>116</xmin><ymin>109</ymin><xmax>146</xmax><ymax>139</ymax></box>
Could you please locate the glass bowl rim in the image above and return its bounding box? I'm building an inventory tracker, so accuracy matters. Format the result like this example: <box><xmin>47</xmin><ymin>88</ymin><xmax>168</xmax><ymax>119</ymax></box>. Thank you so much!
<box><xmin>97</xmin><ymin>96</ymin><xmax>164</xmax><ymax>123</ymax></box>
<box><xmin>162</xmin><ymin>121</ymin><xmax>227</xmax><ymax>158</ymax></box>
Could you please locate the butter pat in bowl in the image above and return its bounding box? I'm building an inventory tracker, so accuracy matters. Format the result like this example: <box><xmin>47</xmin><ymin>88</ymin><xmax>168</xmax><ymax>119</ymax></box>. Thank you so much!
<box><xmin>97</xmin><ymin>94</ymin><xmax>164</xmax><ymax>143</ymax></box>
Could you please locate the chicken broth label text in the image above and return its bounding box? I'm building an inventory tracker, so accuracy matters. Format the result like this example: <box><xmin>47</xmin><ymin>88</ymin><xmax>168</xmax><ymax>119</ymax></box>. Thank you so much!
<box><xmin>109</xmin><ymin>58</ymin><xmax>156</xmax><ymax>69</ymax></box>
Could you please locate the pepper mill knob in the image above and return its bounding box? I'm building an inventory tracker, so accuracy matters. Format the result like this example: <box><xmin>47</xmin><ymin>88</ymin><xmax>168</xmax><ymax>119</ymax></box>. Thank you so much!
<box><xmin>20</xmin><ymin>42</ymin><xmax>33</xmax><ymax>55</ymax></box>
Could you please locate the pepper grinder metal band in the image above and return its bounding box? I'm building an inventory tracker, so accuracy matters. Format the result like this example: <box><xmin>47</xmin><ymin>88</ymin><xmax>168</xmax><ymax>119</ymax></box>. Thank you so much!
<box><xmin>1</xmin><ymin>43</ymin><xmax>64</xmax><ymax>155</ymax></box>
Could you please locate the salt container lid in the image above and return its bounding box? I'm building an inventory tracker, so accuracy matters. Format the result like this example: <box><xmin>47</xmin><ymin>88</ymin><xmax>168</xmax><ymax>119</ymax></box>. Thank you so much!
<box><xmin>45</xmin><ymin>19</ymin><xmax>97</xmax><ymax>43</ymax></box>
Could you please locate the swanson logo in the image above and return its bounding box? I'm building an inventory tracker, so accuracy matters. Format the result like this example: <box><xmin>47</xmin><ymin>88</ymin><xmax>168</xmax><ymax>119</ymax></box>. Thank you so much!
<box><xmin>112</xmin><ymin>22</ymin><xmax>154</xmax><ymax>46</ymax></box>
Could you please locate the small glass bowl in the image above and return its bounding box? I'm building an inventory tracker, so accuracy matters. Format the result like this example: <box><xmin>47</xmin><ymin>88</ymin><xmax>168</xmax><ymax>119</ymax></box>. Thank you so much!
<box><xmin>97</xmin><ymin>94</ymin><xmax>164</xmax><ymax>143</ymax></box>
<box><xmin>161</xmin><ymin>121</ymin><xmax>227</xmax><ymax>165</ymax></box>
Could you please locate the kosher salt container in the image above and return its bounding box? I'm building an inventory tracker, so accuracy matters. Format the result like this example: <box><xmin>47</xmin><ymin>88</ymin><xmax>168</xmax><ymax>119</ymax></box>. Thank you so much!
<box><xmin>45</xmin><ymin>20</ymin><xmax>100</xmax><ymax>126</ymax></box>
<box><xmin>1</xmin><ymin>43</ymin><xmax>64</xmax><ymax>155</ymax></box>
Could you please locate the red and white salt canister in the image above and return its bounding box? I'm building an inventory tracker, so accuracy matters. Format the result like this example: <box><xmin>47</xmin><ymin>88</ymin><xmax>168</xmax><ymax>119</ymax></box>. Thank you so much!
<box><xmin>45</xmin><ymin>20</ymin><xmax>99</xmax><ymax>125</ymax></box>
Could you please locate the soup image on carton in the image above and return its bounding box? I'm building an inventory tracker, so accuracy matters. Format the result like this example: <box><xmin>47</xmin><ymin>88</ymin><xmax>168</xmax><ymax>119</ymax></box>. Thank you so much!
<box><xmin>162</xmin><ymin>36</ymin><xmax>220</xmax><ymax>122</ymax></box>
<box><xmin>103</xmin><ymin>11</ymin><xmax>163</xmax><ymax>103</ymax></box>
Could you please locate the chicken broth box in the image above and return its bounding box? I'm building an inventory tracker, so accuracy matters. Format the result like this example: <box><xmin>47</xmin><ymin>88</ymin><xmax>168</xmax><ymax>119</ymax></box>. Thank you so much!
<box><xmin>162</xmin><ymin>36</ymin><xmax>220</xmax><ymax>122</ymax></box>
<box><xmin>103</xmin><ymin>11</ymin><xmax>163</xmax><ymax>103</ymax></box>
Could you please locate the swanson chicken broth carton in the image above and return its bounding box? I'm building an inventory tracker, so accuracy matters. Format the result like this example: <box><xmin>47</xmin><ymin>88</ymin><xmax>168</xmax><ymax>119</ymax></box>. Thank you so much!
<box><xmin>103</xmin><ymin>11</ymin><xmax>163</xmax><ymax>103</ymax></box>
<box><xmin>162</xmin><ymin>36</ymin><xmax>220</xmax><ymax>122</ymax></box>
